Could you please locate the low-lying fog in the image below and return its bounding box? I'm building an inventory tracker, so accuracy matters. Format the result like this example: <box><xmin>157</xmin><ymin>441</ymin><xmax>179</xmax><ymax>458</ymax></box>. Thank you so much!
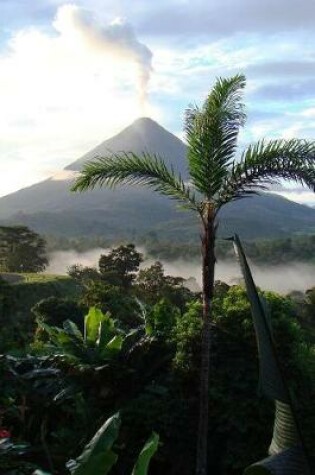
<box><xmin>46</xmin><ymin>248</ymin><xmax>315</xmax><ymax>294</ymax></box>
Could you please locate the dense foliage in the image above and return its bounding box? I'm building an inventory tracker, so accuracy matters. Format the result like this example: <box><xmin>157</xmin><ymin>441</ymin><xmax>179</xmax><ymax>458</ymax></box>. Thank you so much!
<box><xmin>0</xmin><ymin>226</ymin><xmax>48</xmax><ymax>273</ymax></box>
<box><xmin>0</xmin><ymin>244</ymin><xmax>314</xmax><ymax>474</ymax></box>
<box><xmin>0</xmin><ymin>275</ymin><xmax>81</xmax><ymax>353</ymax></box>
<box><xmin>72</xmin><ymin>70</ymin><xmax>315</xmax><ymax>471</ymax></box>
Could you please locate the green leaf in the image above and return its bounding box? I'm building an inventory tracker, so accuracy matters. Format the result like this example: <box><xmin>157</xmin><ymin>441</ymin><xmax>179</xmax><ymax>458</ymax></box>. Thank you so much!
<box><xmin>98</xmin><ymin>335</ymin><xmax>124</xmax><ymax>359</ymax></box>
<box><xmin>63</xmin><ymin>319</ymin><xmax>83</xmax><ymax>341</ymax></box>
<box><xmin>131</xmin><ymin>432</ymin><xmax>159</xmax><ymax>475</ymax></box>
<box><xmin>97</xmin><ymin>314</ymin><xmax>115</xmax><ymax>349</ymax></box>
<box><xmin>106</xmin><ymin>335</ymin><xmax>123</xmax><ymax>352</ymax></box>
<box><xmin>39</xmin><ymin>321</ymin><xmax>60</xmax><ymax>341</ymax></box>
<box><xmin>145</xmin><ymin>322</ymin><xmax>153</xmax><ymax>336</ymax></box>
<box><xmin>84</xmin><ymin>307</ymin><xmax>106</xmax><ymax>344</ymax></box>
<box><xmin>185</xmin><ymin>74</ymin><xmax>246</xmax><ymax>197</ymax></box>
<box><xmin>71</xmin><ymin>152</ymin><xmax>199</xmax><ymax>212</ymax></box>
<box><xmin>231</xmin><ymin>234</ymin><xmax>288</xmax><ymax>403</ymax></box>
<box><xmin>232</xmin><ymin>235</ymin><xmax>311</xmax><ymax>474</ymax></box>
<box><xmin>218</xmin><ymin>138</ymin><xmax>315</xmax><ymax>207</ymax></box>
<box><xmin>68</xmin><ymin>413</ymin><xmax>121</xmax><ymax>475</ymax></box>
<box><xmin>39</xmin><ymin>321</ymin><xmax>82</xmax><ymax>354</ymax></box>
<box><xmin>136</xmin><ymin>299</ymin><xmax>153</xmax><ymax>335</ymax></box>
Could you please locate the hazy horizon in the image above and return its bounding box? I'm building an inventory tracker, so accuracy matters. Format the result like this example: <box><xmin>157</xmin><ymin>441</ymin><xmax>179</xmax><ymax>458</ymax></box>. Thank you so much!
<box><xmin>46</xmin><ymin>247</ymin><xmax>315</xmax><ymax>294</ymax></box>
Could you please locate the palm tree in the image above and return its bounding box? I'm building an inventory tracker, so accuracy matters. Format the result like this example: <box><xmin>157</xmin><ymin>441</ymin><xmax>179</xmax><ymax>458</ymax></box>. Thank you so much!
<box><xmin>72</xmin><ymin>74</ymin><xmax>315</xmax><ymax>475</ymax></box>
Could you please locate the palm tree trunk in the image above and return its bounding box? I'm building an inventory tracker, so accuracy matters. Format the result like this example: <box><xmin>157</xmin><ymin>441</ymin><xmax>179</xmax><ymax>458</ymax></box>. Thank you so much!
<box><xmin>196</xmin><ymin>210</ymin><xmax>216</xmax><ymax>475</ymax></box>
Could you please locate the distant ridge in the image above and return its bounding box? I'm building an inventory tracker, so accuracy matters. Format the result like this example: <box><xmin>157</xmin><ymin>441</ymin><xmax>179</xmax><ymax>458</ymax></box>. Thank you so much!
<box><xmin>0</xmin><ymin>117</ymin><xmax>314</xmax><ymax>240</ymax></box>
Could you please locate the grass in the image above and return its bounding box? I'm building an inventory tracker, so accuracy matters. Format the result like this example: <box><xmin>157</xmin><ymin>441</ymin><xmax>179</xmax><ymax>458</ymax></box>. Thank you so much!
<box><xmin>18</xmin><ymin>273</ymin><xmax>74</xmax><ymax>283</ymax></box>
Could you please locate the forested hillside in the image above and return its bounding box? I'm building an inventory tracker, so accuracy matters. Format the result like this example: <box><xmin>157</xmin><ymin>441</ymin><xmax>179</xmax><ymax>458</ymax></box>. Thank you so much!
<box><xmin>0</xmin><ymin>244</ymin><xmax>314</xmax><ymax>474</ymax></box>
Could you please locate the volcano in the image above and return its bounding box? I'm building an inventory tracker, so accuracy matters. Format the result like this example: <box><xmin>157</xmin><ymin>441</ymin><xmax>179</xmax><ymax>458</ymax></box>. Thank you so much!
<box><xmin>0</xmin><ymin>117</ymin><xmax>314</xmax><ymax>240</ymax></box>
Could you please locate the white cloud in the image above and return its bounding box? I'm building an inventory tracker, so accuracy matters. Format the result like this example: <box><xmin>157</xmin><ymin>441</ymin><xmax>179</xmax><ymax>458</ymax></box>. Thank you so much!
<box><xmin>53</xmin><ymin>4</ymin><xmax>152</xmax><ymax>106</ymax></box>
<box><xmin>274</xmin><ymin>190</ymin><xmax>315</xmax><ymax>206</ymax></box>
<box><xmin>50</xmin><ymin>169</ymin><xmax>78</xmax><ymax>181</ymax></box>
<box><xmin>0</xmin><ymin>4</ymin><xmax>155</xmax><ymax>197</ymax></box>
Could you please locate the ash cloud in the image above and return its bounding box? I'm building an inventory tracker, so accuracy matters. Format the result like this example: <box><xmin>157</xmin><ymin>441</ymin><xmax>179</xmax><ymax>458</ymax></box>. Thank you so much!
<box><xmin>46</xmin><ymin>248</ymin><xmax>314</xmax><ymax>295</ymax></box>
<box><xmin>54</xmin><ymin>4</ymin><xmax>153</xmax><ymax>110</ymax></box>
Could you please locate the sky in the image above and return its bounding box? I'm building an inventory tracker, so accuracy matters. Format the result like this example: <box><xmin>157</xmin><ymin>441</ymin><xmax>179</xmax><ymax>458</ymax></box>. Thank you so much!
<box><xmin>0</xmin><ymin>0</ymin><xmax>315</xmax><ymax>205</ymax></box>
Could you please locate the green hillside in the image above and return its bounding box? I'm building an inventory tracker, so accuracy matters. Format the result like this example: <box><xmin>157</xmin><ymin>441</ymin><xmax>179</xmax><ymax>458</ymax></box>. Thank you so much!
<box><xmin>1</xmin><ymin>273</ymin><xmax>82</xmax><ymax>350</ymax></box>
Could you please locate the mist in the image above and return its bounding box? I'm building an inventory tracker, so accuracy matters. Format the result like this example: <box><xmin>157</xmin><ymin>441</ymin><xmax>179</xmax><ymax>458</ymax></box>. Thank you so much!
<box><xmin>46</xmin><ymin>248</ymin><xmax>314</xmax><ymax>294</ymax></box>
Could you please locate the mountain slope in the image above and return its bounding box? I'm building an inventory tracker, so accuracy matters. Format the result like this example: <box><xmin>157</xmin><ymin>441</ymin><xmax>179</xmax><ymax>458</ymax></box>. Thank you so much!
<box><xmin>66</xmin><ymin>117</ymin><xmax>188</xmax><ymax>175</ymax></box>
<box><xmin>0</xmin><ymin>117</ymin><xmax>314</xmax><ymax>240</ymax></box>
<box><xmin>0</xmin><ymin>118</ymin><xmax>187</xmax><ymax>218</ymax></box>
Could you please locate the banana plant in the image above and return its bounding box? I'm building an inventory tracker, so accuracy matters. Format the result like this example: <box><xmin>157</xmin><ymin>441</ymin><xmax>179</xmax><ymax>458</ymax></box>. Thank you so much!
<box><xmin>39</xmin><ymin>307</ymin><xmax>124</xmax><ymax>364</ymax></box>
<box><xmin>231</xmin><ymin>234</ymin><xmax>312</xmax><ymax>475</ymax></box>
<box><xmin>34</xmin><ymin>413</ymin><xmax>159</xmax><ymax>475</ymax></box>
<box><xmin>84</xmin><ymin>307</ymin><xmax>124</xmax><ymax>359</ymax></box>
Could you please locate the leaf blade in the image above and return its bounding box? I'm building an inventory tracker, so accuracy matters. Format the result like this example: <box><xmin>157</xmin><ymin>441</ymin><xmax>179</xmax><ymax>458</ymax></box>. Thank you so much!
<box><xmin>69</xmin><ymin>412</ymin><xmax>121</xmax><ymax>475</ymax></box>
<box><xmin>131</xmin><ymin>432</ymin><xmax>159</xmax><ymax>475</ymax></box>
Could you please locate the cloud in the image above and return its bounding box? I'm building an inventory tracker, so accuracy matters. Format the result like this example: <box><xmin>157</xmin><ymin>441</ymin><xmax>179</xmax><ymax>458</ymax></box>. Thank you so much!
<box><xmin>50</xmin><ymin>169</ymin><xmax>78</xmax><ymax>181</ymax></box>
<box><xmin>267</xmin><ymin>182</ymin><xmax>315</xmax><ymax>207</ymax></box>
<box><xmin>253</xmin><ymin>80</ymin><xmax>315</xmax><ymax>102</ymax></box>
<box><xmin>272</xmin><ymin>190</ymin><xmax>315</xmax><ymax>207</ymax></box>
<box><xmin>53</xmin><ymin>4</ymin><xmax>153</xmax><ymax>108</ymax></box>
<box><xmin>0</xmin><ymin>3</ymin><xmax>155</xmax><ymax>197</ymax></box>
<box><xmin>138</xmin><ymin>0</ymin><xmax>315</xmax><ymax>37</ymax></box>
<box><xmin>249</xmin><ymin>61</ymin><xmax>315</xmax><ymax>79</ymax></box>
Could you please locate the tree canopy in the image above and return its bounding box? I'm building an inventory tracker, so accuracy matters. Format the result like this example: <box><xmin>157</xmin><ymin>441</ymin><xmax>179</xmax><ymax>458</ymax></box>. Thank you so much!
<box><xmin>0</xmin><ymin>225</ymin><xmax>48</xmax><ymax>273</ymax></box>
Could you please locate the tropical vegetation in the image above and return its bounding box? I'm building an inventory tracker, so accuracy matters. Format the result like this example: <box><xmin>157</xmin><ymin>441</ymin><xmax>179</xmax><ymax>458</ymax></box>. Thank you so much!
<box><xmin>0</xmin><ymin>239</ymin><xmax>314</xmax><ymax>473</ymax></box>
<box><xmin>0</xmin><ymin>226</ymin><xmax>48</xmax><ymax>273</ymax></box>
<box><xmin>72</xmin><ymin>74</ymin><xmax>315</xmax><ymax>474</ymax></box>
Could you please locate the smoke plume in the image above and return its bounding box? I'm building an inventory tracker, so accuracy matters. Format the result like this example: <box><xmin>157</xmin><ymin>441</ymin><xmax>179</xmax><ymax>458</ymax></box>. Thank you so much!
<box><xmin>54</xmin><ymin>5</ymin><xmax>153</xmax><ymax>110</ymax></box>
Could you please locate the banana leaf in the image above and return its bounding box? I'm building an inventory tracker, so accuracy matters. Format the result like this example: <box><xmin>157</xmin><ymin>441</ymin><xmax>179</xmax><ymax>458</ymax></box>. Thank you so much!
<box><xmin>39</xmin><ymin>321</ymin><xmax>83</xmax><ymax>355</ymax></box>
<box><xmin>231</xmin><ymin>234</ymin><xmax>288</xmax><ymax>403</ymax></box>
<box><xmin>244</xmin><ymin>446</ymin><xmax>310</xmax><ymax>475</ymax></box>
<box><xmin>269</xmin><ymin>401</ymin><xmax>299</xmax><ymax>455</ymax></box>
<box><xmin>105</xmin><ymin>335</ymin><xmax>123</xmax><ymax>352</ymax></box>
<box><xmin>67</xmin><ymin>412</ymin><xmax>121</xmax><ymax>475</ymax></box>
<box><xmin>131</xmin><ymin>432</ymin><xmax>159</xmax><ymax>475</ymax></box>
<box><xmin>63</xmin><ymin>319</ymin><xmax>83</xmax><ymax>341</ymax></box>
<box><xmin>99</xmin><ymin>335</ymin><xmax>124</xmax><ymax>360</ymax></box>
<box><xmin>84</xmin><ymin>307</ymin><xmax>109</xmax><ymax>344</ymax></box>
<box><xmin>97</xmin><ymin>316</ymin><xmax>116</xmax><ymax>349</ymax></box>
<box><xmin>231</xmin><ymin>235</ymin><xmax>310</xmax><ymax>475</ymax></box>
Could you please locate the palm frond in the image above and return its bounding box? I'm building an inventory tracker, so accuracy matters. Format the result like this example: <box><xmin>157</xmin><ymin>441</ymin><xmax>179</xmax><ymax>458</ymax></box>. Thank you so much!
<box><xmin>217</xmin><ymin>139</ymin><xmax>315</xmax><ymax>207</ymax></box>
<box><xmin>232</xmin><ymin>234</ymin><xmax>311</xmax><ymax>475</ymax></box>
<box><xmin>71</xmin><ymin>152</ymin><xmax>200</xmax><ymax>212</ymax></box>
<box><xmin>185</xmin><ymin>74</ymin><xmax>246</xmax><ymax>198</ymax></box>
